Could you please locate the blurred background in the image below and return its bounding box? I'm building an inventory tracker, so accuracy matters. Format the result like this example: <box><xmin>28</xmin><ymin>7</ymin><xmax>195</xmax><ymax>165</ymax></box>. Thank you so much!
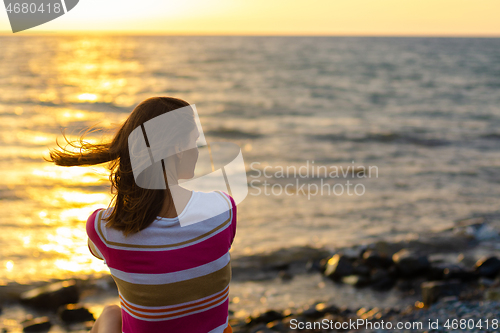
<box><xmin>0</xmin><ymin>0</ymin><xmax>499</xmax><ymax>322</ymax></box>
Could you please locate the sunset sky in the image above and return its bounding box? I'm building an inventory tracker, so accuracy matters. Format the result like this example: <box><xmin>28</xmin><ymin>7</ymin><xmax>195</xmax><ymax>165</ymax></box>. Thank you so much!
<box><xmin>0</xmin><ymin>0</ymin><xmax>499</xmax><ymax>35</ymax></box>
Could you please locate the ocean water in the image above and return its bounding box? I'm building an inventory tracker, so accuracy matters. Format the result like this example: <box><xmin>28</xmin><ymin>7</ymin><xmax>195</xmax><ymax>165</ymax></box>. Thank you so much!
<box><xmin>0</xmin><ymin>36</ymin><xmax>500</xmax><ymax>287</ymax></box>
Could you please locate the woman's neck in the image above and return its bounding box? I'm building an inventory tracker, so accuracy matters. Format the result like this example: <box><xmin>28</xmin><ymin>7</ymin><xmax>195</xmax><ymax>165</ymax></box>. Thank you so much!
<box><xmin>157</xmin><ymin>185</ymin><xmax>193</xmax><ymax>219</ymax></box>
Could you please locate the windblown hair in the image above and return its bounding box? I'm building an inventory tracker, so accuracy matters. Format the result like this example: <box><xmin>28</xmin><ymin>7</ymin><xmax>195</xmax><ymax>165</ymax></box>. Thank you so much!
<box><xmin>47</xmin><ymin>97</ymin><xmax>191</xmax><ymax>235</ymax></box>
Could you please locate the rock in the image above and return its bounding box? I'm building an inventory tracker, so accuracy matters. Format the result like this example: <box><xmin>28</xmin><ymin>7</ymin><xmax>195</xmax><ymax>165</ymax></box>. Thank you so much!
<box><xmin>392</xmin><ymin>249</ymin><xmax>430</xmax><ymax>277</ymax></box>
<box><xmin>20</xmin><ymin>280</ymin><xmax>79</xmax><ymax>309</ymax></box>
<box><xmin>66</xmin><ymin>321</ymin><xmax>95</xmax><ymax>332</ymax></box>
<box><xmin>352</xmin><ymin>262</ymin><xmax>371</xmax><ymax>276</ymax></box>
<box><xmin>248</xmin><ymin>324</ymin><xmax>270</xmax><ymax>333</ymax></box>
<box><xmin>271</xmin><ymin>263</ymin><xmax>289</xmax><ymax>271</ymax></box>
<box><xmin>421</xmin><ymin>280</ymin><xmax>462</xmax><ymax>306</ymax></box>
<box><xmin>358</xmin><ymin>307</ymin><xmax>382</xmax><ymax>320</ymax></box>
<box><xmin>475</xmin><ymin>257</ymin><xmax>500</xmax><ymax>278</ymax></box>
<box><xmin>370</xmin><ymin>269</ymin><xmax>396</xmax><ymax>291</ymax></box>
<box><xmin>374</xmin><ymin>241</ymin><xmax>391</xmax><ymax>256</ymax></box>
<box><xmin>479</xmin><ymin>277</ymin><xmax>495</xmax><ymax>287</ymax></box>
<box><xmin>484</xmin><ymin>288</ymin><xmax>500</xmax><ymax>301</ymax></box>
<box><xmin>278</xmin><ymin>270</ymin><xmax>293</xmax><ymax>281</ymax></box>
<box><xmin>475</xmin><ymin>224</ymin><xmax>498</xmax><ymax>240</ymax></box>
<box><xmin>324</xmin><ymin>254</ymin><xmax>354</xmax><ymax>281</ymax></box>
<box><xmin>315</xmin><ymin>302</ymin><xmax>340</xmax><ymax>315</ymax></box>
<box><xmin>318</xmin><ymin>258</ymin><xmax>328</xmax><ymax>274</ymax></box>
<box><xmin>362</xmin><ymin>250</ymin><xmax>393</xmax><ymax>269</ymax></box>
<box><xmin>342</xmin><ymin>275</ymin><xmax>371</xmax><ymax>287</ymax></box>
<box><xmin>298</xmin><ymin>302</ymin><xmax>332</xmax><ymax>319</ymax></box>
<box><xmin>58</xmin><ymin>304</ymin><xmax>95</xmax><ymax>323</ymax></box>
<box><xmin>22</xmin><ymin>317</ymin><xmax>51</xmax><ymax>332</ymax></box>
<box><xmin>443</xmin><ymin>267</ymin><xmax>478</xmax><ymax>282</ymax></box>
<box><xmin>305</xmin><ymin>259</ymin><xmax>322</xmax><ymax>272</ymax></box>
<box><xmin>265</xmin><ymin>320</ymin><xmax>285</xmax><ymax>332</ymax></box>
<box><xmin>248</xmin><ymin>310</ymin><xmax>284</xmax><ymax>325</ymax></box>
<box><xmin>427</xmin><ymin>263</ymin><xmax>473</xmax><ymax>281</ymax></box>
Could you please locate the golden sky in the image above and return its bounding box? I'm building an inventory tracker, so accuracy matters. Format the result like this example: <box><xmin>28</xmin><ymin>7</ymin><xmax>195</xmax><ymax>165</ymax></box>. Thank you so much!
<box><xmin>1</xmin><ymin>0</ymin><xmax>499</xmax><ymax>35</ymax></box>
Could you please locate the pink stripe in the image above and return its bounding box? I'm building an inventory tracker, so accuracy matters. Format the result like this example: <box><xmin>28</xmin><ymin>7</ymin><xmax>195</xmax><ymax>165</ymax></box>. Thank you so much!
<box><xmin>106</xmin><ymin>227</ymin><xmax>233</xmax><ymax>274</ymax></box>
<box><xmin>121</xmin><ymin>299</ymin><xmax>229</xmax><ymax>333</ymax></box>
<box><xmin>226</xmin><ymin>194</ymin><xmax>237</xmax><ymax>244</ymax></box>
<box><xmin>86</xmin><ymin>209</ymin><xmax>107</xmax><ymax>258</ymax></box>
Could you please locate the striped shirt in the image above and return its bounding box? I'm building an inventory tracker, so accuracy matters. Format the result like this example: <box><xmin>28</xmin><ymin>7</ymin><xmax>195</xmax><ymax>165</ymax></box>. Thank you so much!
<box><xmin>86</xmin><ymin>190</ymin><xmax>237</xmax><ymax>333</ymax></box>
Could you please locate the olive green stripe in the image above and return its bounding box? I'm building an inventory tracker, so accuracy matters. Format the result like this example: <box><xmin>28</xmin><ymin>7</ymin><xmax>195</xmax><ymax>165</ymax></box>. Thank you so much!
<box><xmin>112</xmin><ymin>263</ymin><xmax>231</xmax><ymax>307</ymax></box>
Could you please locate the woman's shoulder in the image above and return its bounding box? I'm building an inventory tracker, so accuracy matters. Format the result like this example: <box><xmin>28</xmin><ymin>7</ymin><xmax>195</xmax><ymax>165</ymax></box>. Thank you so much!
<box><xmin>86</xmin><ymin>207</ymin><xmax>113</xmax><ymax>236</ymax></box>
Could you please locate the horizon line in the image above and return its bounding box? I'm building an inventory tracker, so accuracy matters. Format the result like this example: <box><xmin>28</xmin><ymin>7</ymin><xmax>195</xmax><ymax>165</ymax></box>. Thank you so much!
<box><xmin>0</xmin><ymin>31</ymin><xmax>499</xmax><ymax>38</ymax></box>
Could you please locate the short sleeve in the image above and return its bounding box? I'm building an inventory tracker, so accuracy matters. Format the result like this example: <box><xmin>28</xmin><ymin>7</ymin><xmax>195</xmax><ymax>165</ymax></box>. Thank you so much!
<box><xmin>223</xmin><ymin>193</ymin><xmax>237</xmax><ymax>244</ymax></box>
<box><xmin>86</xmin><ymin>209</ymin><xmax>107</xmax><ymax>261</ymax></box>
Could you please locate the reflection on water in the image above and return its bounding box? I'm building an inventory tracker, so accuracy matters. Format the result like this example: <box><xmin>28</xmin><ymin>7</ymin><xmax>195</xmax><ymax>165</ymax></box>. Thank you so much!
<box><xmin>0</xmin><ymin>36</ymin><xmax>144</xmax><ymax>284</ymax></box>
<box><xmin>0</xmin><ymin>166</ymin><xmax>113</xmax><ymax>283</ymax></box>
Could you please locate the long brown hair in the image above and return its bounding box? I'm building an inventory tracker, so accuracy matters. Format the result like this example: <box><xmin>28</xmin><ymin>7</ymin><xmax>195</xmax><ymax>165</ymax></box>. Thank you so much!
<box><xmin>47</xmin><ymin>97</ymin><xmax>191</xmax><ymax>235</ymax></box>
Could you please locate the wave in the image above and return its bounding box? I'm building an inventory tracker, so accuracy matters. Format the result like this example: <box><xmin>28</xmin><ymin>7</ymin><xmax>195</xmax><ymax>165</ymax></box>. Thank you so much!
<box><xmin>0</xmin><ymin>100</ymin><xmax>131</xmax><ymax>113</ymax></box>
<box><xmin>481</xmin><ymin>133</ymin><xmax>500</xmax><ymax>140</ymax></box>
<box><xmin>205</xmin><ymin>127</ymin><xmax>263</xmax><ymax>139</ymax></box>
<box><xmin>312</xmin><ymin>132</ymin><xmax>449</xmax><ymax>147</ymax></box>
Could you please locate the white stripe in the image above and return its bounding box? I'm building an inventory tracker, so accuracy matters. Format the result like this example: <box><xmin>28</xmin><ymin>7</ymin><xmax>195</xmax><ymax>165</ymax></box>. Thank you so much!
<box><xmin>101</xmin><ymin>191</ymin><xmax>231</xmax><ymax>247</ymax></box>
<box><xmin>60</xmin><ymin>0</ymin><xmax>67</xmax><ymax>13</ymax></box>
<box><xmin>110</xmin><ymin>252</ymin><xmax>230</xmax><ymax>284</ymax></box>
<box><xmin>94</xmin><ymin>210</ymin><xmax>108</xmax><ymax>246</ymax></box>
<box><xmin>121</xmin><ymin>295</ymin><xmax>228</xmax><ymax>322</ymax></box>
<box><xmin>104</xmin><ymin>217</ymin><xmax>232</xmax><ymax>252</ymax></box>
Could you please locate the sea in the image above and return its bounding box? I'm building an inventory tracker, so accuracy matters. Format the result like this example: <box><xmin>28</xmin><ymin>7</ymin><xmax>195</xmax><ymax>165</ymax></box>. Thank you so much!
<box><xmin>0</xmin><ymin>35</ymin><xmax>499</xmax><ymax>313</ymax></box>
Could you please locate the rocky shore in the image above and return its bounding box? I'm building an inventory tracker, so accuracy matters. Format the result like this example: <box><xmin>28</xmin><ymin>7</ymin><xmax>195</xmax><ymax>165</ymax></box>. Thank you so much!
<box><xmin>1</xmin><ymin>215</ymin><xmax>500</xmax><ymax>332</ymax></box>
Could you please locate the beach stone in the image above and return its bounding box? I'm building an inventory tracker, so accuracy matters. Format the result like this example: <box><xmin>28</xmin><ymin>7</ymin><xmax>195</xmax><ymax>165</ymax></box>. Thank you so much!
<box><xmin>342</xmin><ymin>275</ymin><xmax>371</xmax><ymax>287</ymax></box>
<box><xmin>444</xmin><ymin>267</ymin><xmax>478</xmax><ymax>282</ymax></box>
<box><xmin>421</xmin><ymin>280</ymin><xmax>462</xmax><ymax>306</ymax></box>
<box><xmin>370</xmin><ymin>269</ymin><xmax>396</xmax><ymax>291</ymax></box>
<box><xmin>298</xmin><ymin>302</ymin><xmax>332</xmax><ymax>319</ymax></box>
<box><xmin>305</xmin><ymin>259</ymin><xmax>322</xmax><ymax>272</ymax></box>
<box><xmin>248</xmin><ymin>324</ymin><xmax>270</xmax><ymax>333</ymax></box>
<box><xmin>392</xmin><ymin>249</ymin><xmax>430</xmax><ymax>277</ymax></box>
<box><xmin>427</xmin><ymin>263</ymin><xmax>472</xmax><ymax>281</ymax></box>
<box><xmin>324</xmin><ymin>254</ymin><xmax>354</xmax><ymax>281</ymax></box>
<box><xmin>317</xmin><ymin>302</ymin><xmax>340</xmax><ymax>315</ymax></box>
<box><xmin>374</xmin><ymin>241</ymin><xmax>392</xmax><ymax>256</ymax></box>
<box><xmin>352</xmin><ymin>262</ymin><xmax>371</xmax><ymax>276</ymax></box>
<box><xmin>475</xmin><ymin>224</ymin><xmax>498</xmax><ymax>240</ymax></box>
<box><xmin>66</xmin><ymin>321</ymin><xmax>95</xmax><ymax>332</ymax></box>
<box><xmin>475</xmin><ymin>257</ymin><xmax>500</xmax><ymax>278</ymax></box>
<box><xmin>479</xmin><ymin>277</ymin><xmax>495</xmax><ymax>287</ymax></box>
<box><xmin>278</xmin><ymin>270</ymin><xmax>293</xmax><ymax>281</ymax></box>
<box><xmin>282</xmin><ymin>315</ymin><xmax>307</xmax><ymax>329</ymax></box>
<box><xmin>318</xmin><ymin>258</ymin><xmax>328</xmax><ymax>274</ymax></box>
<box><xmin>22</xmin><ymin>317</ymin><xmax>51</xmax><ymax>332</ymax></box>
<box><xmin>248</xmin><ymin>310</ymin><xmax>284</xmax><ymax>325</ymax></box>
<box><xmin>265</xmin><ymin>320</ymin><xmax>285</xmax><ymax>331</ymax></box>
<box><xmin>58</xmin><ymin>304</ymin><xmax>95</xmax><ymax>323</ymax></box>
<box><xmin>362</xmin><ymin>250</ymin><xmax>393</xmax><ymax>269</ymax></box>
<box><xmin>484</xmin><ymin>288</ymin><xmax>500</xmax><ymax>301</ymax></box>
<box><xmin>20</xmin><ymin>280</ymin><xmax>79</xmax><ymax>309</ymax></box>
